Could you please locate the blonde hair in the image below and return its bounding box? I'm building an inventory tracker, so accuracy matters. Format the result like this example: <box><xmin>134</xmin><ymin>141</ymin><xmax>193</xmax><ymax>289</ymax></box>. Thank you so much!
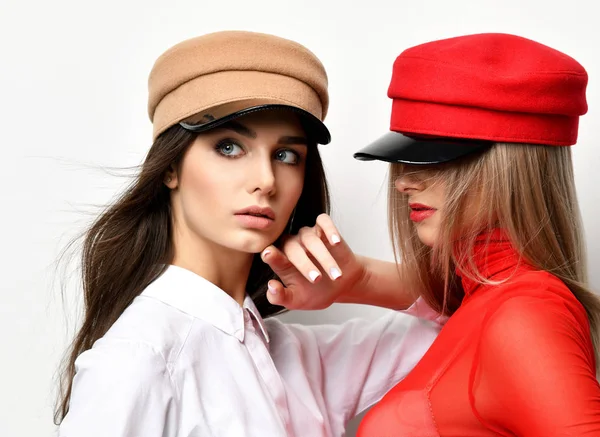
<box><xmin>389</xmin><ymin>143</ymin><xmax>600</xmax><ymax>366</ymax></box>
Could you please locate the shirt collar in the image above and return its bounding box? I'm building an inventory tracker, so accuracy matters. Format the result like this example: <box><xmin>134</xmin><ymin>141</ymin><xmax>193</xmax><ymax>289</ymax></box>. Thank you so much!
<box><xmin>243</xmin><ymin>294</ymin><xmax>271</xmax><ymax>343</ymax></box>
<box><xmin>141</xmin><ymin>265</ymin><xmax>270</xmax><ymax>343</ymax></box>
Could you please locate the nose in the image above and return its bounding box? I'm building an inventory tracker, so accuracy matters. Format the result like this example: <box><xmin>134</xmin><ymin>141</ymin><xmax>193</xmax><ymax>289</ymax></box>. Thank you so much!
<box><xmin>249</xmin><ymin>154</ymin><xmax>276</xmax><ymax>196</ymax></box>
<box><xmin>395</xmin><ymin>174</ymin><xmax>425</xmax><ymax>194</ymax></box>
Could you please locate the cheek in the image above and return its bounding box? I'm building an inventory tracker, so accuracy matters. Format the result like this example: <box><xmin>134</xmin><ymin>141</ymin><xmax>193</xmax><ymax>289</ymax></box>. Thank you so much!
<box><xmin>183</xmin><ymin>167</ymin><xmax>220</xmax><ymax>204</ymax></box>
<box><xmin>452</xmin><ymin>190</ymin><xmax>486</xmax><ymax>233</ymax></box>
<box><xmin>277</xmin><ymin>166</ymin><xmax>305</xmax><ymax>204</ymax></box>
<box><xmin>466</xmin><ymin>191</ymin><xmax>485</xmax><ymax>221</ymax></box>
<box><xmin>178</xmin><ymin>156</ymin><xmax>237</xmax><ymax>220</ymax></box>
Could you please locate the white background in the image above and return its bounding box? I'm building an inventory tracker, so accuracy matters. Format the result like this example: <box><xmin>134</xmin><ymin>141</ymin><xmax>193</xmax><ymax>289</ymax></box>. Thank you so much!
<box><xmin>1</xmin><ymin>0</ymin><xmax>599</xmax><ymax>435</ymax></box>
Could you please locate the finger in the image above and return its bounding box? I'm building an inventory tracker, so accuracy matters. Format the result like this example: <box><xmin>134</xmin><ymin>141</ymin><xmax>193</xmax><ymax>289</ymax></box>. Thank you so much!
<box><xmin>261</xmin><ymin>245</ymin><xmax>318</xmax><ymax>285</ymax></box>
<box><xmin>265</xmin><ymin>279</ymin><xmax>302</xmax><ymax>309</ymax></box>
<box><xmin>314</xmin><ymin>214</ymin><xmax>356</xmax><ymax>266</ymax></box>
<box><xmin>281</xmin><ymin>237</ymin><xmax>323</xmax><ymax>283</ymax></box>
<box><xmin>315</xmin><ymin>213</ymin><xmax>342</xmax><ymax>245</ymax></box>
<box><xmin>297</xmin><ymin>228</ymin><xmax>342</xmax><ymax>281</ymax></box>
<box><xmin>265</xmin><ymin>279</ymin><xmax>284</xmax><ymax>304</ymax></box>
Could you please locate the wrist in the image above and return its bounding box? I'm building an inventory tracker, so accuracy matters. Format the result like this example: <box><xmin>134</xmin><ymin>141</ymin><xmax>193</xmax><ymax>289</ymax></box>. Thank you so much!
<box><xmin>335</xmin><ymin>255</ymin><xmax>371</xmax><ymax>304</ymax></box>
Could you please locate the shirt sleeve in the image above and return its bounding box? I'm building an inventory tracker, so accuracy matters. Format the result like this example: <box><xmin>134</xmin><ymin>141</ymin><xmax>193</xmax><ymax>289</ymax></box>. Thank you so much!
<box><xmin>293</xmin><ymin>301</ymin><xmax>441</xmax><ymax>426</ymax></box>
<box><xmin>401</xmin><ymin>296</ymin><xmax>449</xmax><ymax>325</ymax></box>
<box><xmin>472</xmin><ymin>295</ymin><xmax>600</xmax><ymax>436</ymax></box>
<box><xmin>58</xmin><ymin>339</ymin><xmax>177</xmax><ymax>437</ymax></box>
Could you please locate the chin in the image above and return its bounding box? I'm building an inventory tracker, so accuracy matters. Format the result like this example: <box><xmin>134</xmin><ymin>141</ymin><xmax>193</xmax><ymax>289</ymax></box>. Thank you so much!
<box><xmin>233</xmin><ymin>231</ymin><xmax>281</xmax><ymax>254</ymax></box>
<box><xmin>416</xmin><ymin>226</ymin><xmax>437</xmax><ymax>247</ymax></box>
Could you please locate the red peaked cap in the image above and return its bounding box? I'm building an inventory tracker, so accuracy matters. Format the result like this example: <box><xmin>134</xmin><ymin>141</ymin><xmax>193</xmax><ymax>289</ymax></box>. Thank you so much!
<box><xmin>355</xmin><ymin>33</ymin><xmax>588</xmax><ymax>164</ymax></box>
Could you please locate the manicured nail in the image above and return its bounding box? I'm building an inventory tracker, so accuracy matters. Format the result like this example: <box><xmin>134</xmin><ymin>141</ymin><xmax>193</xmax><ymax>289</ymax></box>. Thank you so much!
<box><xmin>329</xmin><ymin>267</ymin><xmax>342</xmax><ymax>280</ymax></box>
<box><xmin>267</xmin><ymin>283</ymin><xmax>277</xmax><ymax>295</ymax></box>
<box><xmin>331</xmin><ymin>234</ymin><xmax>341</xmax><ymax>245</ymax></box>
<box><xmin>308</xmin><ymin>270</ymin><xmax>321</xmax><ymax>282</ymax></box>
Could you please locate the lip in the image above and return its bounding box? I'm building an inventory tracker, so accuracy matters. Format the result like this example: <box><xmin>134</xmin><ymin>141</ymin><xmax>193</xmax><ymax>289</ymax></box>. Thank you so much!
<box><xmin>408</xmin><ymin>202</ymin><xmax>437</xmax><ymax>223</ymax></box>
<box><xmin>234</xmin><ymin>205</ymin><xmax>276</xmax><ymax>230</ymax></box>
<box><xmin>234</xmin><ymin>206</ymin><xmax>276</xmax><ymax>220</ymax></box>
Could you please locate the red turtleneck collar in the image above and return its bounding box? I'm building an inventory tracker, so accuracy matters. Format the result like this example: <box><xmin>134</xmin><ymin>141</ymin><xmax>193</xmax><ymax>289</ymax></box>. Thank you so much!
<box><xmin>456</xmin><ymin>228</ymin><xmax>532</xmax><ymax>300</ymax></box>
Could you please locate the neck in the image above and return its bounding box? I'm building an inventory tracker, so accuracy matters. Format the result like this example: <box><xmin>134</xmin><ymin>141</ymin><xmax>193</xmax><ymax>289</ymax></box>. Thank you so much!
<box><xmin>171</xmin><ymin>225</ymin><xmax>254</xmax><ymax>307</ymax></box>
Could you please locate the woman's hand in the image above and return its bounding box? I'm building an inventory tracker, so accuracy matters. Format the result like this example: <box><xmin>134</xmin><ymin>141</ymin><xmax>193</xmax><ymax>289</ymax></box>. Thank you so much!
<box><xmin>260</xmin><ymin>214</ymin><xmax>367</xmax><ymax>310</ymax></box>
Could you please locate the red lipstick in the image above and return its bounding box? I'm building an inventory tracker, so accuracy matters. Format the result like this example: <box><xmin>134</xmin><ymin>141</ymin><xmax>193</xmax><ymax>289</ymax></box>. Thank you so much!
<box><xmin>409</xmin><ymin>203</ymin><xmax>436</xmax><ymax>222</ymax></box>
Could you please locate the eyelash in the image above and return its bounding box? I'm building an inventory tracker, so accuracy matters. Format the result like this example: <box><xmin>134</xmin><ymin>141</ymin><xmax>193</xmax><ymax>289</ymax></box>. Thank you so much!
<box><xmin>214</xmin><ymin>139</ymin><xmax>302</xmax><ymax>165</ymax></box>
<box><xmin>215</xmin><ymin>139</ymin><xmax>244</xmax><ymax>158</ymax></box>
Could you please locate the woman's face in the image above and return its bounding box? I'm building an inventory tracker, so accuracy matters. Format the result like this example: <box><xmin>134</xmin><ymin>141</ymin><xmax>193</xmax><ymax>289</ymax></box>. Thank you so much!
<box><xmin>395</xmin><ymin>165</ymin><xmax>485</xmax><ymax>247</ymax></box>
<box><xmin>167</xmin><ymin>110</ymin><xmax>307</xmax><ymax>255</ymax></box>
<box><xmin>395</xmin><ymin>168</ymin><xmax>446</xmax><ymax>247</ymax></box>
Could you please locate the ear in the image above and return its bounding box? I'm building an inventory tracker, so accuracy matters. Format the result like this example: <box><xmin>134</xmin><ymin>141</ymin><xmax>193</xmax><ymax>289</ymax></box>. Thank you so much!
<box><xmin>164</xmin><ymin>164</ymin><xmax>178</xmax><ymax>189</ymax></box>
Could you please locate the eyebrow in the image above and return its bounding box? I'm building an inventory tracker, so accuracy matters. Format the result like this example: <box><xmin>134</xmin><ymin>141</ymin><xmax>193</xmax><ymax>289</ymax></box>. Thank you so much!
<box><xmin>277</xmin><ymin>136</ymin><xmax>308</xmax><ymax>146</ymax></box>
<box><xmin>223</xmin><ymin>121</ymin><xmax>257</xmax><ymax>138</ymax></box>
<box><xmin>221</xmin><ymin>121</ymin><xmax>308</xmax><ymax>145</ymax></box>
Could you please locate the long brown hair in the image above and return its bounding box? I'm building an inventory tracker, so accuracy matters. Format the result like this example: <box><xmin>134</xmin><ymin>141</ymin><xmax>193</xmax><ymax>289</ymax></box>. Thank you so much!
<box><xmin>54</xmin><ymin>121</ymin><xmax>330</xmax><ymax>424</ymax></box>
<box><xmin>389</xmin><ymin>143</ymin><xmax>600</xmax><ymax>366</ymax></box>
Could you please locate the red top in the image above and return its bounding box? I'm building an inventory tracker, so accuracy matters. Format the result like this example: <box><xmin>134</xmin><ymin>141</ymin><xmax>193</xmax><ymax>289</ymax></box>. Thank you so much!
<box><xmin>358</xmin><ymin>230</ymin><xmax>600</xmax><ymax>436</ymax></box>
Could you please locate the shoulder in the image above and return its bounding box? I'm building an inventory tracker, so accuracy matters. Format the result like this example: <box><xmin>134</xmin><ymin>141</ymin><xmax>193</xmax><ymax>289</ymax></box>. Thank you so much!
<box><xmin>71</xmin><ymin>337</ymin><xmax>173</xmax><ymax>400</ymax></box>
<box><xmin>498</xmin><ymin>268</ymin><xmax>567</xmax><ymax>294</ymax></box>
<box><xmin>100</xmin><ymin>295</ymin><xmax>195</xmax><ymax>368</ymax></box>
<box><xmin>63</xmin><ymin>333</ymin><xmax>178</xmax><ymax>437</ymax></box>
<box><xmin>480</xmin><ymin>285</ymin><xmax>593</xmax><ymax>360</ymax></box>
<box><xmin>493</xmin><ymin>269</ymin><xmax>588</xmax><ymax>322</ymax></box>
<box><xmin>78</xmin><ymin>336</ymin><xmax>167</xmax><ymax>371</ymax></box>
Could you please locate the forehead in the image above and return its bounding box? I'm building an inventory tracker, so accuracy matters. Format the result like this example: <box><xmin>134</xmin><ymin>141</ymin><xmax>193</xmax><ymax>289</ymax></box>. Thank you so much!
<box><xmin>234</xmin><ymin>110</ymin><xmax>304</xmax><ymax>133</ymax></box>
<box><xmin>193</xmin><ymin>109</ymin><xmax>309</xmax><ymax>148</ymax></box>
<box><xmin>394</xmin><ymin>163</ymin><xmax>444</xmax><ymax>176</ymax></box>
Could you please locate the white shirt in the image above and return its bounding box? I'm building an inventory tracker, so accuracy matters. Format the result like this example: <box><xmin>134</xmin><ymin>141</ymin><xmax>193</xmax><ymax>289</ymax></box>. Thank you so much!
<box><xmin>59</xmin><ymin>265</ymin><xmax>442</xmax><ymax>437</ymax></box>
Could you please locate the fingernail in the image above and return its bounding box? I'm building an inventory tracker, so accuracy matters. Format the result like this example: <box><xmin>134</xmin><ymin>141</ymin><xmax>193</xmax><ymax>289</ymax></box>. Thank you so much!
<box><xmin>331</xmin><ymin>234</ymin><xmax>341</xmax><ymax>245</ymax></box>
<box><xmin>267</xmin><ymin>283</ymin><xmax>277</xmax><ymax>295</ymax></box>
<box><xmin>308</xmin><ymin>270</ymin><xmax>321</xmax><ymax>282</ymax></box>
<box><xmin>262</xmin><ymin>250</ymin><xmax>271</xmax><ymax>260</ymax></box>
<box><xmin>330</xmin><ymin>267</ymin><xmax>342</xmax><ymax>280</ymax></box>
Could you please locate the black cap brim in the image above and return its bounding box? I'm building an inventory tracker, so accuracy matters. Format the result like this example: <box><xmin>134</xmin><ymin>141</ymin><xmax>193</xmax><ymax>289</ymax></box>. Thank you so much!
<box><xmin>180</xmin><ymin>104</ymin><xmax>331</xmax><ymax>145</ymax></box>
<box><xmin>354</xmin><ymin>131</ymin><xmax>492</xmax><ymax>164</ymax></box>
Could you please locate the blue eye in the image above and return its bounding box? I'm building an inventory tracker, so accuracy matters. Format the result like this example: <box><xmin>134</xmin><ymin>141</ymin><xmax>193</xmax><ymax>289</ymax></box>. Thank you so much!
<box><xmin>216</xmin><ymin>140</ymin><xmax>244</xmax><ymax>157</ymax></box>
<box><xmin>275</xmin><ymin>149</ymin><xmax>299</xmax><ymax>164</ymax></box>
